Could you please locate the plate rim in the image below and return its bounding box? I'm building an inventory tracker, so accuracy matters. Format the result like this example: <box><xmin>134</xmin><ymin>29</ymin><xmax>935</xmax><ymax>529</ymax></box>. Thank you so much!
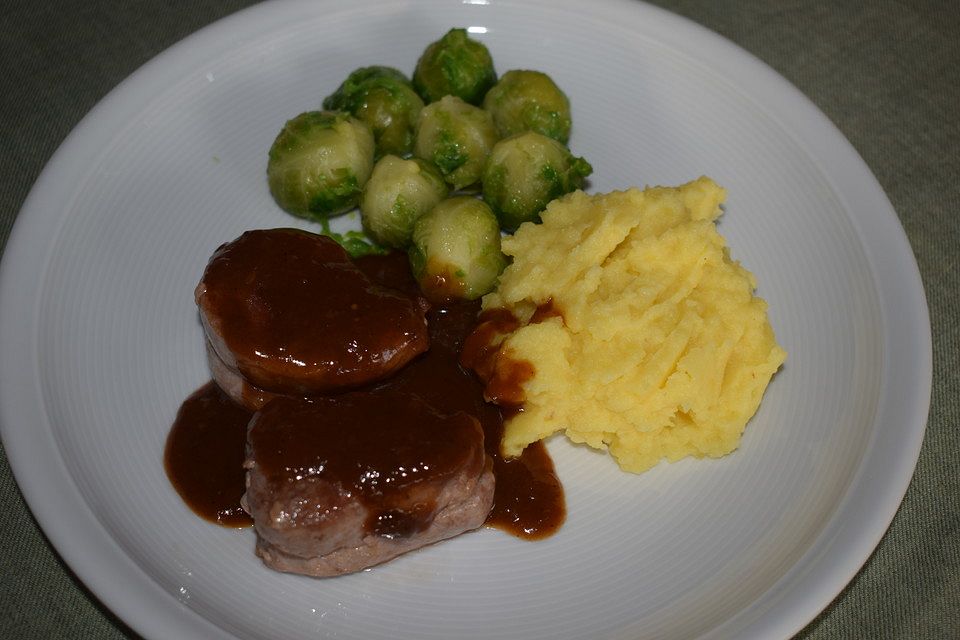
<box><xmin>0</xmin><ymin>1</ymin><xmax>932</xmax><ymax>639</ymax></box>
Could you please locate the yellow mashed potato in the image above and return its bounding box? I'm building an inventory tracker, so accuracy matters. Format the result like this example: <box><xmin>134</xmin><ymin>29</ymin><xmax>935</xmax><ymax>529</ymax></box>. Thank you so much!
<box><xmin>481</xmin><ymin>176</ymin><xmax>786</xmax><ymax>473</ymax></box>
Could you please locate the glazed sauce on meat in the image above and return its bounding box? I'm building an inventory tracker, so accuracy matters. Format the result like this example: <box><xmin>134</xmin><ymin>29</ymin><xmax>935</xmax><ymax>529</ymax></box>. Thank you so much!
<box><xmin>165</xmin><ymin>247</ymin><xmax>565</xmax><ymax>539</ymax></box>
<box><xmin>248</xmin><ymin>392</ymin><xmax>487</xmax><ymax>538</ymax></box>
<box><xmin>374</xmin><ymin>296</ymin><xmax>565</xmax><ymax>539</ymax></box>
<box><xmin>164</xmin><ymin>382</ymin><xmax>253</xmax><ymax>527</ymax></box>
<box><xmin>197</xmin><ymin>229</ymin><xmax>428</xmax><ymax>393</ymax></box>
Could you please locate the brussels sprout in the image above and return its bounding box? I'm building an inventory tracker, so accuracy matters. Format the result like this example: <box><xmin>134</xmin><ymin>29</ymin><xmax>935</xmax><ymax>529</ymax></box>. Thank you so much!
<box><xmin>323</xmin><ymin>66</ymin><xmax>424</xmax><ymax>158</ymax></box>
<box><xmin>412</xmin><ymin>28</ymin><xmax>497</xmax><ymax>105</ymax></box>
<box><xmin>413</xmin><ymin>95</ymin><xmax>499</xmax><ymax>190</ymax></box>
<box><xmin>360</xmin><ymin>155</ymin><xmax>449</xmax><ymax>248</ymax></box>
<box><xmin>408</xmin><ymin>196</ymin><xmax>507</xmax><ymax>302</ymax></box>
<box><xmin>482</xmin><ymin>69</ymin><xmax>572</xmax><ymax>143</ymax></box>
<box><xmin>482</xmin><ymin>131</ymin><xmax>592</xmax><ymax>231</ymax></box>
<box><xmin>267</xmin><ymin>111</ymin><xmax>375</xmax><ymax>219</ymax></box>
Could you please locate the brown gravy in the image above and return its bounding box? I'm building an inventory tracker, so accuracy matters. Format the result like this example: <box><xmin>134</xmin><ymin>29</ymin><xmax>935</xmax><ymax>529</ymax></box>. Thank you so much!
<box><xmin>165</xmin><ymin>248</ymin><xmax>564</xmax><ymax>540</ymax></box>
<box><xmin>370</xmin><ymin>293</ymin><xmax>565</xmax><ymax>540</ymax></box>
<box><xmin>164</xmin><ymin>382</ymin><xmax>252</xmax><ymax>527</ymax></box>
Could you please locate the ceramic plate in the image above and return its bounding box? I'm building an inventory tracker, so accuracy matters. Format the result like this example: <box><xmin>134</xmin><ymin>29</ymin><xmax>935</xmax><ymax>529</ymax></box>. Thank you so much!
<box><xmin>0</xmin><ymin>1</ymin><xmax>931</xmax><ymax>638</ymax></box>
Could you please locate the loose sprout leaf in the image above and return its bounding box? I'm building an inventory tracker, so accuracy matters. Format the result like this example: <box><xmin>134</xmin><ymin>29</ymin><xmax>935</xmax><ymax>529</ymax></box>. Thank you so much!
<box><xmin>338</xmin><ymin>231</ymin><xmax>390</xmax><ymax>258</ymax></box>
<box><xmin>318</xmin><ymin>217</ymin><xmax>388</xmax><ymax>258</ymax></box>
<box><xmin>570</xmin><ymin>156</ymin><xmax>594</xmax><ymax>181</ymax></box>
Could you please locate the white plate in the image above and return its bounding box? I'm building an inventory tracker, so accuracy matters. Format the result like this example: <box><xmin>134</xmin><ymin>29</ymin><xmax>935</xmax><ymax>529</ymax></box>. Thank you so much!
<box><xmin>0</xmin><ymin>1</ymin><xmax>931</xmax><ymax>638</ymax></box>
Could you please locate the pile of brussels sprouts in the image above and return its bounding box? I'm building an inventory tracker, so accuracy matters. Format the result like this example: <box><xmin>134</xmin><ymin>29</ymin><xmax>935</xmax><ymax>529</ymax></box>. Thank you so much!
<box><xmin>267</xmin><ymin>28</ymin><xmax>592</xmax><ymax>302</ymax></box>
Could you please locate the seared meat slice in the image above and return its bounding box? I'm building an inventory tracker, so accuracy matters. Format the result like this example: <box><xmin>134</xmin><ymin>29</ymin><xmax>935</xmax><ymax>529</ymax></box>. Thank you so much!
<box><xmin>242</xmin><ymin>391</ymin><xmax>495</xmax><ymax>577</ymax></box>
<box><xmin>202</xmin><ymin>338</ymin><xmax>281</xmax><ymax>412</ymax></box>
<box><xmin>196</xmin><ymin>229</ymin><xmax>428</xmax><ymax>408</ymax></box>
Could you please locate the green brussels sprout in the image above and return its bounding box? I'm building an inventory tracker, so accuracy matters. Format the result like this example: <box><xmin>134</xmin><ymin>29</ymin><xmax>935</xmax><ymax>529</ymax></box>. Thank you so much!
<box><xmin>482</xmin><ymin>69</ymin><xmax>572</xmax><ymax>143</ymax></box>
<box><xmin>408</xmin><ymin>196</ymin><xmax>507</xmax><ymax>302</ymax></box>
<box><xmin>322</xmin><ymin>66</ymin><xmax>424</xmax><ymax>158</ymax></box>
<box><xmin>360</xmin><ymin>155</ymin><xmax>449</xmax><ymax>248</ymax></box>
<box><xmin>482</xmin><ymin>131</ymin><xmax>592</xmax><ymax>231</ymax></box>
<box><xmin>413</xmin><ymin>95</ymin><xmax>499</xmax><ymax>190</ymax></box>
<box><xmin>267</xmin><ymin>110</ymin><xmax>375</xmax><ymax>219</ymax></box>
<box><xmin>412</xmin><ymin>28</ymin><xmax>497</xmax><ymax>105</ymax></box>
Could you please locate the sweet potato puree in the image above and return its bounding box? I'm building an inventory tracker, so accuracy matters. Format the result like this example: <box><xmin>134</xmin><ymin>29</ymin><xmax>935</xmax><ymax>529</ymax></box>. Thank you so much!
<box><xmin>471</xmin><ymin>177</ymin><xmax>786</xmax><ymax>473</ymax></box>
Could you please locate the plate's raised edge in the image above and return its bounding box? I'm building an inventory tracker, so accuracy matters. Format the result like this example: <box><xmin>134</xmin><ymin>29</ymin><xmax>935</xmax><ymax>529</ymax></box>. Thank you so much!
<box><xmin>0</xmin><ymin>1</ymin><xmax>933</xmax><ymax>640</ymax></box>
<box><xmin>612</xmin><ymin>1</ymin><xmax>932</xmax><ymax>637</ymax></box>
<box><xmin>0</xmin><ymin>3</ymin><xmax>306</xmax><ymax>639</ymax></box>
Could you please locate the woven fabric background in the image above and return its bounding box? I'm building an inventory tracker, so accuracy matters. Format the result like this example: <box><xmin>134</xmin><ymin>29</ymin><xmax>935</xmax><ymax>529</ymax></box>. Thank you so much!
<box><xmin>1</xmin><ymin>1</ymin><xmax>956</xmax><ymax>638</ymax></box>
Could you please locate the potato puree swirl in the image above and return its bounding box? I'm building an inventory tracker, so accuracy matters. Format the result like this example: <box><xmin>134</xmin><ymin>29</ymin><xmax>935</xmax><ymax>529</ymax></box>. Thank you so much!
<box><xmin>472</xmin><ymin>177</ymin><xmax>786</xmax><ymax>473</ymax></box>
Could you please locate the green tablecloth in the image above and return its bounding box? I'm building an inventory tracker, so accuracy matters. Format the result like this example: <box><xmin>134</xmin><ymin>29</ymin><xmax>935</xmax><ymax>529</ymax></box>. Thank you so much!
<box><xmin>1</xmin><ymin>1</ymin><xmax>956</xmax><ymax>637</ymax></box>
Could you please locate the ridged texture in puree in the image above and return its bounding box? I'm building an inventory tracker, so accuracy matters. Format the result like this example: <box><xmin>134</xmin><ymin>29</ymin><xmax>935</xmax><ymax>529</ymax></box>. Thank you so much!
<box><xmin>478</xmin><ymin>176</ymin><xmax>786</xmax><ymax>473</ymax></box>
